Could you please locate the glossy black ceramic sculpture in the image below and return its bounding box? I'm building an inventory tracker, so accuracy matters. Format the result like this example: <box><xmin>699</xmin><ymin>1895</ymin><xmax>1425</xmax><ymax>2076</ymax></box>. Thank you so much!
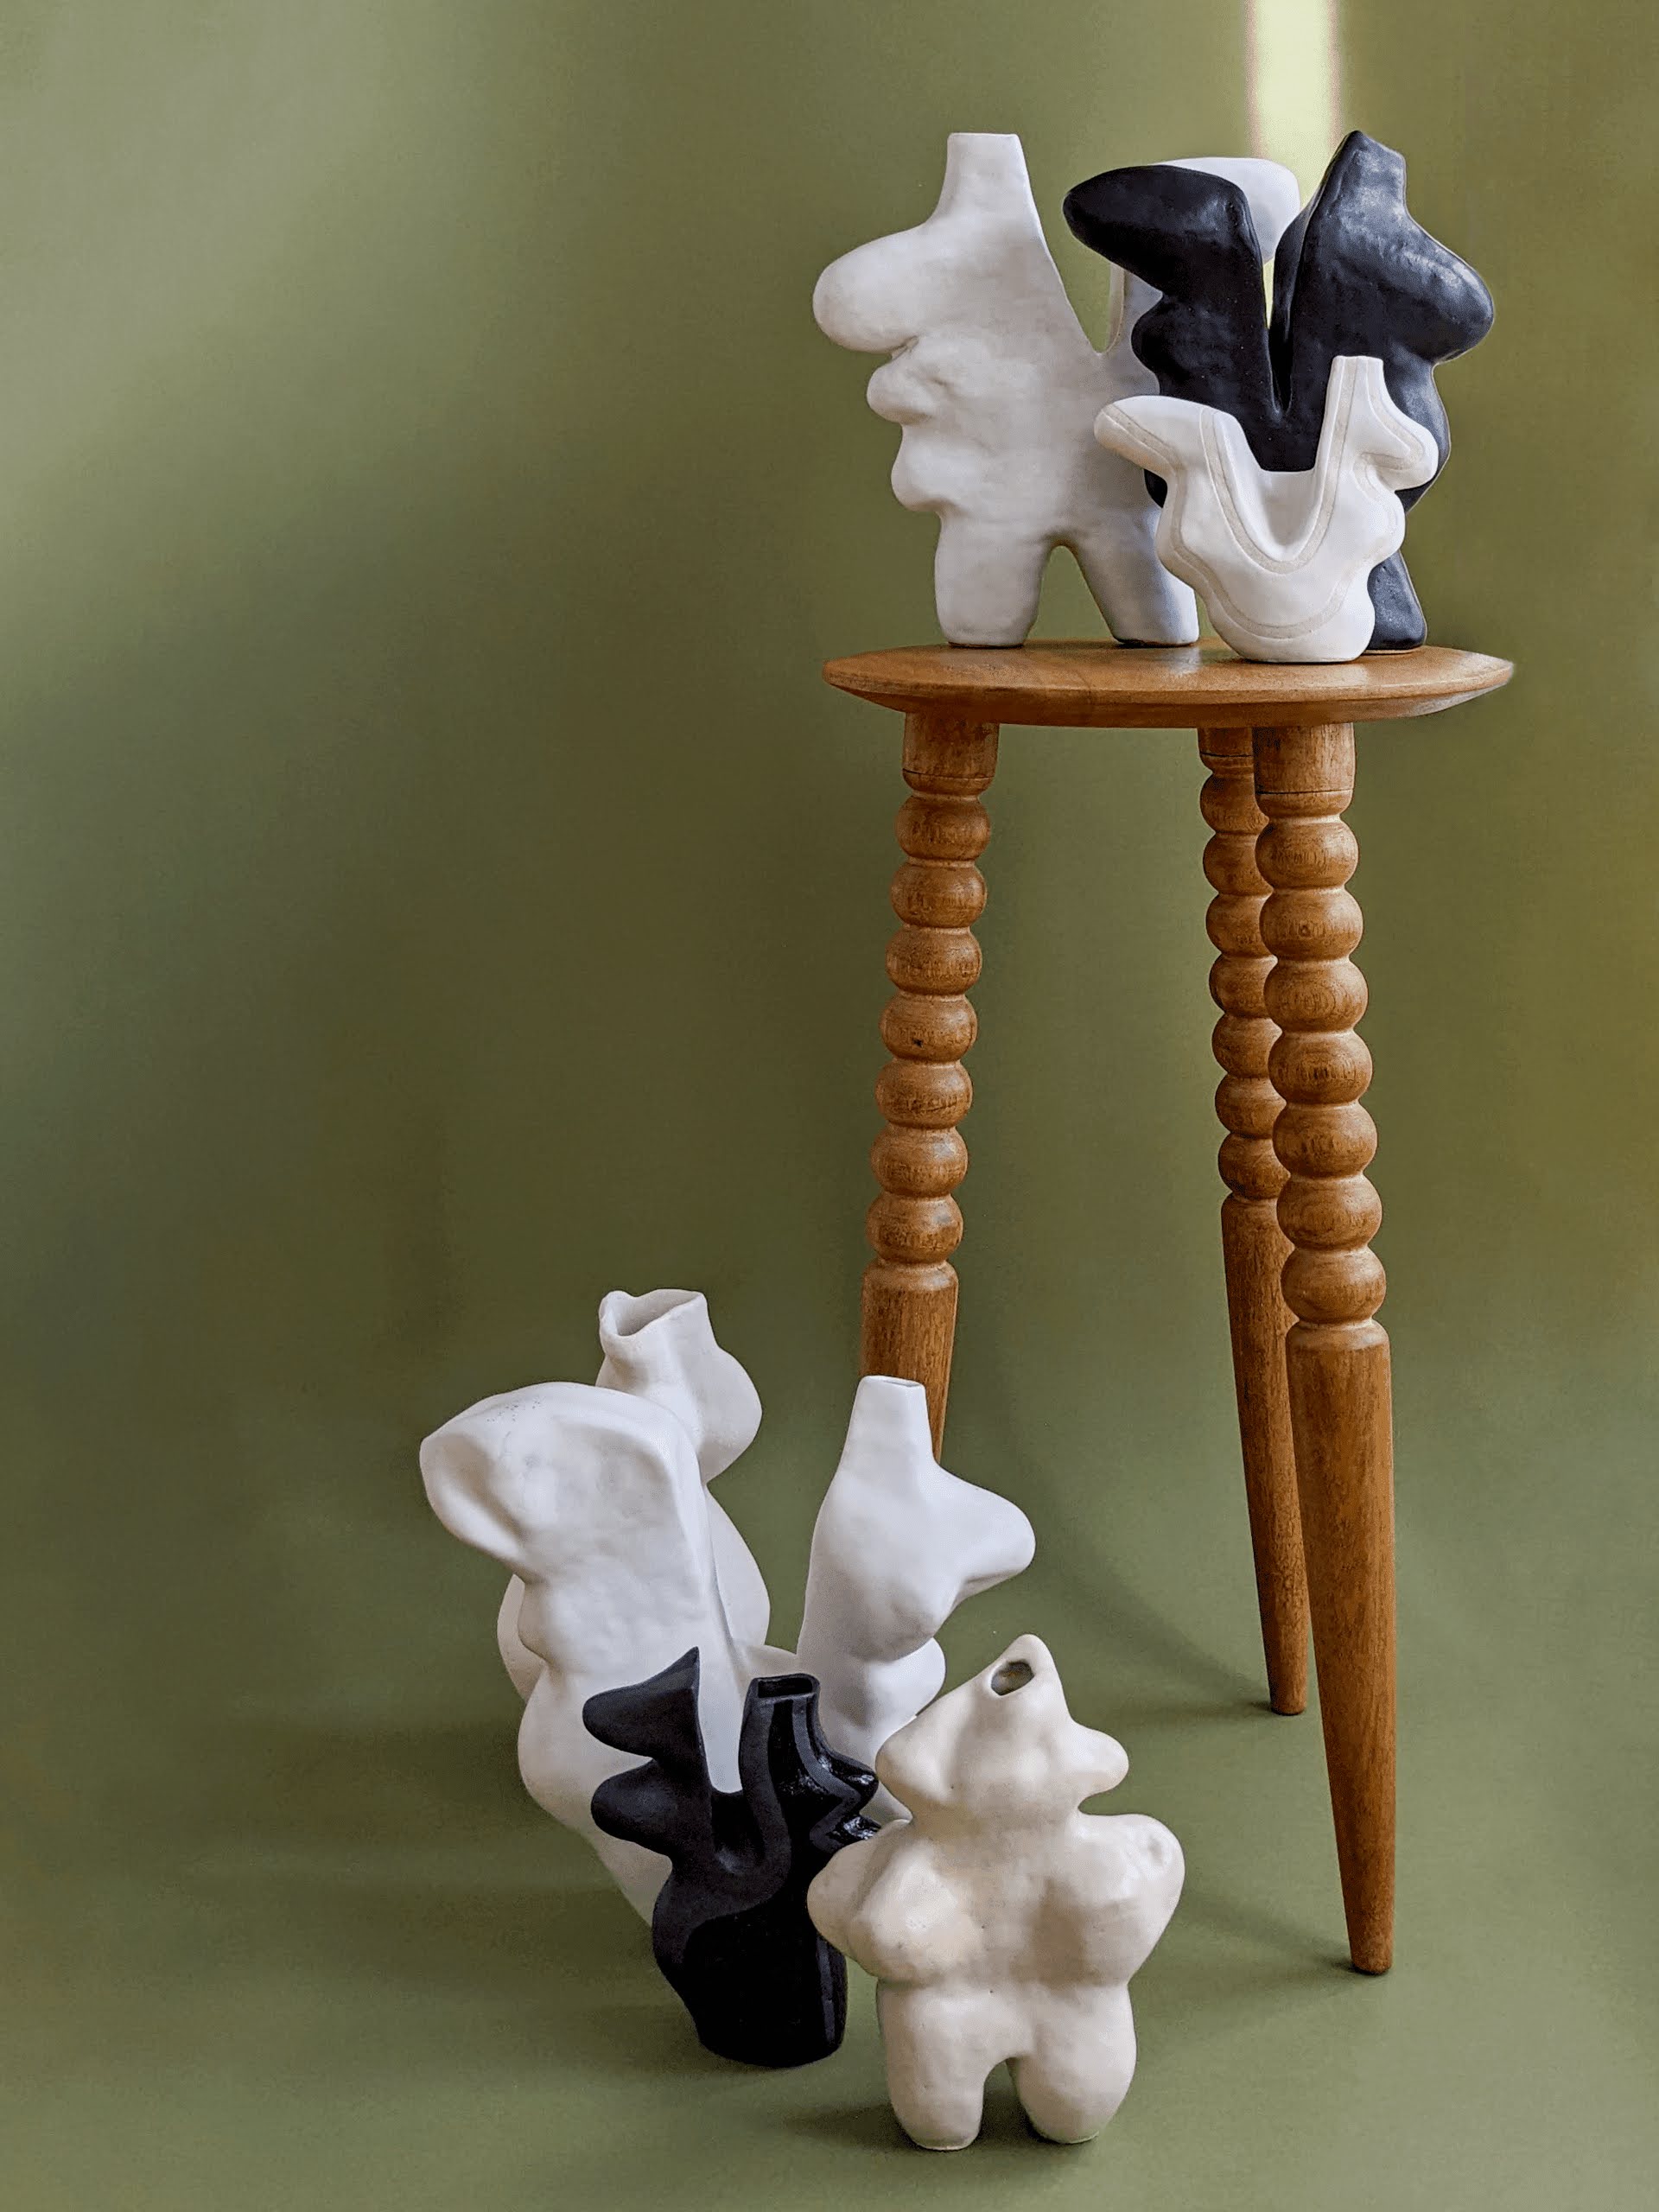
<box><xmin>586</xmin><ymin>1652</ymin><xmax>878</xmax><ymax>2068</ymax></box>
<box><xmin>1063</xmin><ymin>131</ymin><xmax>1492</xmax><ymax>648</ymax></box>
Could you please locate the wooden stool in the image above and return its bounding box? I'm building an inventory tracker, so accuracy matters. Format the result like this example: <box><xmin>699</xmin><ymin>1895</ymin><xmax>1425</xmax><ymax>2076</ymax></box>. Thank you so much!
<box><xmin>824</xmin><ymin>639</ymin><xmax>1512</xmax><ymax>1975</ymax></box>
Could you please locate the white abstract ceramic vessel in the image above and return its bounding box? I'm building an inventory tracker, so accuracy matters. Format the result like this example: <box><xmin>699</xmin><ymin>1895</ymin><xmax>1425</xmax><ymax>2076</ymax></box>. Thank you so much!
<box><xmin>422</xmin><ymin>1295</ymin><xmax>1033</xmax><ymax>1916</ymax></box>
<box><xmin>811</xmin><ymin>132</ymin><xmax>1300</xmax><ymax>647</ymax></box>
<box><xmin>807</xmin><ymin>1635</ymin><xmax>1184</xmax><ymax>2151</ymax></box>
<box><xmin>423</xmin><ymin>1368</ymin><xmax>773</xmax><ymax>1917</ymax></box>
<box><xmin>1093</xmin><ymin>353</ymin><xmax>1440</xmax><ymax>662</ymax></box>
<box><xmin>493</xmin><ymin>1288</ymin><xmax>769</xmax><ymax>1701</ymax></box>
<box><xmin>797</xmin><ymin>1376</ymin><xmax>1034</xmax><ymax>1820</ymax></box>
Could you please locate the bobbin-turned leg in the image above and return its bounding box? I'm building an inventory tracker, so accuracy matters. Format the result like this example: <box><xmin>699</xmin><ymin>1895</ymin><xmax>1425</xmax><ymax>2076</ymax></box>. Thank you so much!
<box><xmin>861</xmin><ymin>712</ymin><xmax>998</xmax><ymax>1452</ymax></box>
<box><xmin>1198</xmin><ymin>728</ymin><xmax>1308</xmax><ymax>1717</ymax></box>
<box><xmin>1253</xmin><ymin>722</ymin><xmax>1395</xmax><ymax>1974</ymax></box>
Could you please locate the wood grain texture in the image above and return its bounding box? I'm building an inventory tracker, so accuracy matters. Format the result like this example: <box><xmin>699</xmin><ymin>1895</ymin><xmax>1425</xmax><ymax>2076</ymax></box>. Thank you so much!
<box><xmin>823</xmin><ymin>639</ymin><xmax>1511</xmax><ymax>728</ymax></box>
<box><xmin>1199</xmin><ymin>728</ymin><xmax>1307</xmax><ymax>1717</ymax></box>
<box><xmin>1253</xmin><ymin>721</ymin><xmax>1396</xmax><ymax>1974</ymax></box>
<box><xmin>860</xmin><ymin>713</ymin><xmax>999</xmax><ymax>1451</ymax></box>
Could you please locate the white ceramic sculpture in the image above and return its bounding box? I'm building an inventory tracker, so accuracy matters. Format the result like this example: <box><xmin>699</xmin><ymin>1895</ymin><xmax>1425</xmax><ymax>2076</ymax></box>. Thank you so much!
<box><xmin>424</xmin><ymin>1368</ymin><xmax>776</xmax><ymax>1916</ymax></box>
<box><xmin>1093</xmin><ymin>353</ymin><xmax>1441</xmax><ymax>663</ymax></box>
<box><xmin>798</xmin><ymin>1375</ymin><xmax>1034</xmax><ymax>1821</ymax></box>
<box><xmin>811</xmin><ymin>132</ymin><xmax>1300</xmax><ymax>647</ymax></box>
<box><xmin>421</xmin><ymin>1294</ymin><xmax>1033</xmax><ymax>1916</ymax></box>
<box><xmin>807</xmin><ymin>1635</ymin><xmax>1184</xmax><ymax>2151</ymax></box>
<box><xmin>493</xmin><ymin>1288</ymin><xmax>769</xmax><ymax>1702</ymax></box>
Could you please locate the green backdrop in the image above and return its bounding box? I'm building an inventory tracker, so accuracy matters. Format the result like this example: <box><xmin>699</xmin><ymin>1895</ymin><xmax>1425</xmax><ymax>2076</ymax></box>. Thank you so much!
<box><xmin>2</xmin><ymin>3</ymin><xmax>1654</xmax><ymax>2207</ymax></box>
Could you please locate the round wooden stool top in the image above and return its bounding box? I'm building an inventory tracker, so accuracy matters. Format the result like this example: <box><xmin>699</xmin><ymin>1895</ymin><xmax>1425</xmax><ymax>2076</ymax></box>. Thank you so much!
<box><xmin>823</xmin><ymin>639</ymin><xmax>1513</xmax><ymax>728</ymax></box>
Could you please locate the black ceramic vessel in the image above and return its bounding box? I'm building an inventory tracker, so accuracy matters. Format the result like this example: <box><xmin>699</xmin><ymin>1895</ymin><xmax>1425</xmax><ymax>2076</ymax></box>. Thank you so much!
<box><xmin>586</xmin><ymin>1652</ymin><xmax>878</xmax><ymax>2068</ymax></box>
<box><xmin>1063</xmin><ymin>132</ymin><xmax>1492</xmax><ymax>648</ymax></box>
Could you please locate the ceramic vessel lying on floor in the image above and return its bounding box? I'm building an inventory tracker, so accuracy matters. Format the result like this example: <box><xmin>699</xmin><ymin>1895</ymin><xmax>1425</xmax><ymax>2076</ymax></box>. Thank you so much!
<box><xmin>1065</xmin><ymin>130</ymin><xmax>1493</xmax><ymax>654</ymax></box>
<box><xmin>812</xmin><ymin>132</ymin><xmax>1298</xmax><ymax>646</ymax></box>
<box><xmin>807</xmin><ymin>1635</ymin><xmax>1184</xmax><ymax>2151</ymax></box>
<box><xmin>588</xmin><ymin>1654</ymin><xmax>877</xmax><ymax>2067</ymax></box>
<box><xmin>421</xmin><ymin>1293</ymin><xmax>1033</xmax><ymax>1916</ymax></box>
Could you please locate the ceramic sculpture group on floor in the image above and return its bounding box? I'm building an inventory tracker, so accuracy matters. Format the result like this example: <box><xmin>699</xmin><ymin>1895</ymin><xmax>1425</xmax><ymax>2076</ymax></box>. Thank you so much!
<box><xmin>422</xmin><ymin>1288</ymin><xmax>1182</xmax><ymax>2147</ymax></box>
<box><xmin>814</xmin><ymin>129</ymin><xmax>1491</xmax><ymax>661</ymax></box>
<box><xmin>422</xmin><ymin>1289</ymin><xmax>1034</xmax><ymax>1916</ymax></box>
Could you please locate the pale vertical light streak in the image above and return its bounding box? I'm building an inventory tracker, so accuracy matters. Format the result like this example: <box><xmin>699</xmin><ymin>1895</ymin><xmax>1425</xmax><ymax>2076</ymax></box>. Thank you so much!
<box><xmin>1245</xmin><ymin>0</ymin><xmax>1343</xmax><ymax>200</ymax></box>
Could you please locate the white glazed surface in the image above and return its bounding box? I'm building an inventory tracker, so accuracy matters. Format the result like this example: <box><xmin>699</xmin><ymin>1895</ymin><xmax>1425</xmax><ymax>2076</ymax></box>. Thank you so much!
<box><xmin>811</xmin><ymin>132</ymin><xmax>1299</xmax><ymax>647</ymax></box>
<box><xmin>807</xmin><ymin>1635</ymin><xmax>1184</xmax><ymax>2151</ymax></box>
<box><xmin>1094</xmin><ymin>353</ymin><xmax>1440</xmax><ymax>662</ymax></box>
<box><xmin>423</xmin><ymin>1294</ymin><xmax>1032</xmax><ymax>1916</ymax></box>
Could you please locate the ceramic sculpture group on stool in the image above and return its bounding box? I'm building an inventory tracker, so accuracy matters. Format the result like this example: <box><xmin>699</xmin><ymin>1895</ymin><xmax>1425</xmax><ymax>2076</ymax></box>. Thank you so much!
<box><xmin>420</xmin><ymin>114</ymin><xmax>1503</xmax><ymax>2157</ymax></box>
<box><xmin>816</xmin><ymin>127</ymin><xmax>1489</xmax><ymax>662</ymax></box>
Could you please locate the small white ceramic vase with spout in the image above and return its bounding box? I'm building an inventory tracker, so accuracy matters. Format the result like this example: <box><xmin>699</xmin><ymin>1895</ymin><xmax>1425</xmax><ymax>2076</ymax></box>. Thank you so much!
<box><xmin>808</xmin><ymin>1635</ymin><xmax>1184</xmax><ymax>2150</ymax></box>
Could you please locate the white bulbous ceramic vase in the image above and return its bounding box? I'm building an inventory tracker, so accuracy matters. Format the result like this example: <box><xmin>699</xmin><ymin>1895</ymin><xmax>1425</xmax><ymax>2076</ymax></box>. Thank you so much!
<box><xmin>808</xmin><ymin>1635</ymin><xmax>1184</xmax><ymax>2151</ymax></box>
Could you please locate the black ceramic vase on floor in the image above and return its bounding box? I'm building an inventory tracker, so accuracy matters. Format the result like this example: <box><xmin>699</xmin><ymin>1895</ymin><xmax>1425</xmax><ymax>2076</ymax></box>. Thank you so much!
<box><xmin>1063</xmin><ymin>131</ymin><xmax>1492</xmax><ymax>649</ymax></box>
<box><xmin>586</xmin><ymin>1652</ymin><xmax>879</xmax><ymax>2068</ymax></box>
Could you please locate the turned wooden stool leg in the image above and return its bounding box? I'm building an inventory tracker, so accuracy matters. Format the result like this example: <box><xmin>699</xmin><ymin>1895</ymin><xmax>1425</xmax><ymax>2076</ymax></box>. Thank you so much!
<box><xmin>1198</xmin><ymin>728</ymin><xmax>1309</xmax><ymax>1717</ymax></box>
<box><xmin>860</xmin><ymin>712</ymin><xmax>998</xmax><ymax>1452</ymax></box>
<box><xmin>1254</xmin><ymin>722</ymin><xmax>1395</xmax><ymax>1974</ymax></box>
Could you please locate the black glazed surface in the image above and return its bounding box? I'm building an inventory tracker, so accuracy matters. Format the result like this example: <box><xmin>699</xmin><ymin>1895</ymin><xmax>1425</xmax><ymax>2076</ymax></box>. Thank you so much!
<box><xmin>587</xmin><ymin>1652</ymin><xmax>878</xmax><ymax>2068</ymax></box>
<box><xmin>1064</xmin><ymin>132</ymin><xmax>1493</xmax><ymax>648</ymax></box>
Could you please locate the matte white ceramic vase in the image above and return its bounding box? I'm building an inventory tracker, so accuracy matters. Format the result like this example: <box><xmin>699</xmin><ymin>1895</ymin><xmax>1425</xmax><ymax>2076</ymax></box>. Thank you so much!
<box><xmin>492</xmin><ymin>1288</ymin><xmax>771</xmax><ymax>1703</ymax></box>
<box><xmin>807</xmin><ymin>1635</ymin><xmax>1184</xmax><ymax>2151</ymax></box>
<box><xmin>798</xmin><ymin>1374</ymin><xmax>1034</xmax><ymax>1822</ymax></box>
<box><xmin>420</xmin><ymin>1294</ymin><xmax>1033</xmax><ymax>1915</ymax></box>
<box><xmin>812</xmin><ymin>131</ymin><xmax>1300</xmax><ymax>647</ymax></box>
<box><xmin>423</xmin><ymin>1357</ymin><xmax>774</xmax><ymax>1917</ymax></box>
<box><xmin>1094</xmin><ymin>353</ymin><xmax>1440</xmax><ymax>662</ymax></box>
